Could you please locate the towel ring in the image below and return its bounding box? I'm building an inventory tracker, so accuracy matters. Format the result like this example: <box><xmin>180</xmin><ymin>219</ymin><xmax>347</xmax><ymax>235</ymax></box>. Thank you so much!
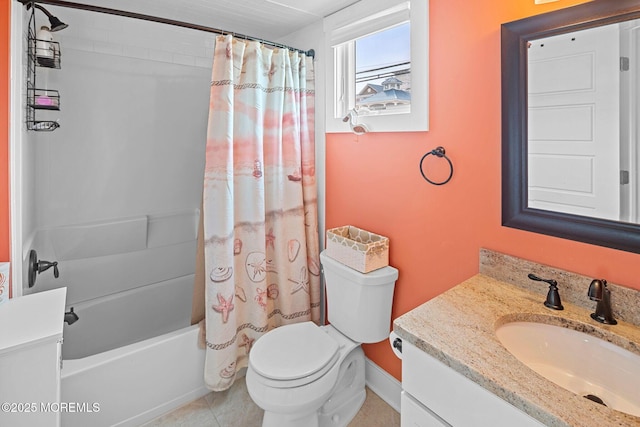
<box><xmin>419</xmin><ymin>146</ymin><xmax>453</xmax><ymax>186</ymax></box>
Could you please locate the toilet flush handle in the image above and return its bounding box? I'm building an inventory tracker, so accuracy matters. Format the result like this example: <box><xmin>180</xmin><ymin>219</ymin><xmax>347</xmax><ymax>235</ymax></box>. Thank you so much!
<box><xmin>393</xmin><ymin>337</ymin><xmax>402</xmax><ymax>353</ymax></box>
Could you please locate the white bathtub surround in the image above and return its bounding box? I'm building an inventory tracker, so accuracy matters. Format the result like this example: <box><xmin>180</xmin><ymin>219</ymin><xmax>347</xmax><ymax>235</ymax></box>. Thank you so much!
<box><xmin>26</xmin><ymin>209</ymin><xmax>199</xmax><ymax>360</ymax></box>
<box><xmin>18</xmin><ymin>4</ymin><xmax>211</xmax><ymax>307</ymax></box>
<box><xmin>202</xmin><ymin>35</ymin><xmax>319</xmax><ymax>391</ymax></box>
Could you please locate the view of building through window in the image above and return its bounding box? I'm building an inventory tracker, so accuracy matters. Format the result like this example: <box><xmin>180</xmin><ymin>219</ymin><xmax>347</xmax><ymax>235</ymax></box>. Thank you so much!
<box><xmin>355</xmin><ymin>22</ymin><xmax>411</xmax><ymax>115</ymax></box>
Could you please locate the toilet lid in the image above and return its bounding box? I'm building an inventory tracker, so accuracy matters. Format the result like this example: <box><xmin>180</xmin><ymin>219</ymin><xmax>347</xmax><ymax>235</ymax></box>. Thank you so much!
<box><xmin>250</xmin><ymin>322</ymin><xmax>340</xmax><ymax>381</ymax></box>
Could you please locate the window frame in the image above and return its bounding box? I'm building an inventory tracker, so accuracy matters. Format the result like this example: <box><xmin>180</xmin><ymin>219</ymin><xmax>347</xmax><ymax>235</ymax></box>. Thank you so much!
<box><xmin>324</xmin><ymin>0</ymin><xmax>429</xmax><ymax>133</ymax></box>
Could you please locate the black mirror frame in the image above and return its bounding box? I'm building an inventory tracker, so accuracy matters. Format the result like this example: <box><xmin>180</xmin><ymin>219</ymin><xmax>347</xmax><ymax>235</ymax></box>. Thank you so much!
<box><xmin>502</xmin><ymin>0</ymin><xmax>640</xmax><ymax>254</ymax></box>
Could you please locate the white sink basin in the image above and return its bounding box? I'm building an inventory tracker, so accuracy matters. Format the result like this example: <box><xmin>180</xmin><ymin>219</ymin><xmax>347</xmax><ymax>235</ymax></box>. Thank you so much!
<box><xmin>495</xmin><ymin>321</ymin><xmax>640</xmax><ymax>417</ymax></box>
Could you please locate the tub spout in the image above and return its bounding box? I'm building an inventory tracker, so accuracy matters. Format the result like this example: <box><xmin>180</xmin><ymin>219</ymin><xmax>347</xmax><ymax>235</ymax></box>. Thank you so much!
<box><xmin>65</xmin><ymin>307</ymin><xmax>79</xmax><ymax>325</ymax></box>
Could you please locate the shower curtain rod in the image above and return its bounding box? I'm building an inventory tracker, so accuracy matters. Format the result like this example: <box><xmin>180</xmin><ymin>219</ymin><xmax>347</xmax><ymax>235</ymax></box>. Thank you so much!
<box><xmin>18</xmin><ymin>0</ymin><xmax>315</xmax><ymax>58</ymax></box>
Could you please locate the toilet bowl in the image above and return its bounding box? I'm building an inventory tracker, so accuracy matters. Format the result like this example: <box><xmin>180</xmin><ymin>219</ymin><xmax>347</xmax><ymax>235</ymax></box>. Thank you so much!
<box><xmin>246</xmin><ymin>322</ymin><xmax>365</xmax><ymax>427</ymax></box>
<box><xmin>246</xmin><ymin>251</ymin><xmax>399</xmax><ymax>427</ymax></box>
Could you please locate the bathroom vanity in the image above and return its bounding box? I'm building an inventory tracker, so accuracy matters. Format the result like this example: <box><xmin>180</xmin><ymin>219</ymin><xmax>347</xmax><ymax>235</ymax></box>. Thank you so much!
<box><xmin>0</xmin><ymin>288</ymin><xmax>66</xmax><ymax>427</ymax></box>
<box><xmin>394</xmin><ymin>249</ymin><xmax>640</xmax><ymax>427</ymax></box>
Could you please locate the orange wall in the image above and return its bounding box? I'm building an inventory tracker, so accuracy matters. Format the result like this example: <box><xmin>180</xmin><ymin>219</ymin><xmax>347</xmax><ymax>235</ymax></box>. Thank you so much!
<box><xmin>326</xmin><ymin>0</ymin><xmax>640</xmax><ymax>382</ymax></box>
<box><xmin>1</xmin><ymin>0</ymin><xmax>10</xmax><ymax>264</ymax></box>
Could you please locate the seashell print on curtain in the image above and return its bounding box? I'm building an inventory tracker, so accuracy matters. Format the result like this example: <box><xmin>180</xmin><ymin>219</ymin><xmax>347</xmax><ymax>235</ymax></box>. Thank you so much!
<box><xmin>203</xmin><ymin>35</ymin><xmax>320</xmax><ymax>391</ymax></box>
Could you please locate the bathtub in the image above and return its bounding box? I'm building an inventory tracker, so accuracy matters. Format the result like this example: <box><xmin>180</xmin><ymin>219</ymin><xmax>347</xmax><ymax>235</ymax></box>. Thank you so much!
<box><xmin>61</xmin><ymin>324</ymin><xmax>207</xmax><ymax>427</ymax></box>
<box><xmin>58</xmin><ymin>273</ymin><xmax>206</xmax><ymax>427</ymax></box>
<box><xmin>61</xmin><ymin>273</ymin><xmax>195</xmax><ymax>360</ymax></box>
<box><xmin>27</xmin><ymin>210</ymin><xmax>208</xmax><ymax>425</ymax></box>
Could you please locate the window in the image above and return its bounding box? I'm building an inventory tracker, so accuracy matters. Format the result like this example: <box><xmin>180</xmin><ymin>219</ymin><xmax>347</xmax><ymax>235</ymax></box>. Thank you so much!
<box><xmin>324</xmin><ymin>0</ymin><xmax>429</xmax><ymax>133</ymax></box>
<box><xmin>356</xmin><ymin>23</ymin><xmax>411</xmax><ymax>116</ymax></box>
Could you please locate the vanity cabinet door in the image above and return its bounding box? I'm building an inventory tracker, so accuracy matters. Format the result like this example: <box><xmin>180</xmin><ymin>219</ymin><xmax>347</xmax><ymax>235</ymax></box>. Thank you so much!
<box><xmin>0</xmin><ymin>288</ymin><xmax>66</xmax><ymax>427</ymax></box>
<box><xmin>0</xmin><ymin>337</ymin><xmax>62</xmax><ymax>427</ymax></box>
<box><xmin>401</xmin><ymin>391</ymin><xmax>450</xmax><ymax>427</ymax></box>
<box><xmin>401</xmin><ymin>341</ymin><xmax>545</xmax><ymax>427</ymax></box>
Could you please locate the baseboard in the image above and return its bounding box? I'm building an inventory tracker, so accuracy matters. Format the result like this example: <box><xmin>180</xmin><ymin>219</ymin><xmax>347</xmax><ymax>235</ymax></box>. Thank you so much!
<box><xmin>120</xmin><ymin>367</ymin><xmax>246</xmax><ymax>426</ymax></box>
<box><xmin>116</xmin><ymin>386</ymin><xmax>210</xmax><ymax>427</ymax></box>
<box><xmin>364</xmin><ymin>357</ymin><xmax>401</xmax><ymax>413</ymax></box>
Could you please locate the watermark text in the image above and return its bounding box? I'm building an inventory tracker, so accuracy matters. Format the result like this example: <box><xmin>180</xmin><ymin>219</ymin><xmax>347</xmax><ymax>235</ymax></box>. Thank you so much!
<box><xmin>1</xmin><ymin>402</ymin><xmax>100</xmax><ymax>413</ymax></box>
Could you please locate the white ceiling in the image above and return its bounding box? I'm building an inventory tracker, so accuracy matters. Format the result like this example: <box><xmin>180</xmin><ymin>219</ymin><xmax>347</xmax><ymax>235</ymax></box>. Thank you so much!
<box><xmin>70</xmin><ymin>0</ymin><xmax>358</xmax><ymax>42</ymax></box>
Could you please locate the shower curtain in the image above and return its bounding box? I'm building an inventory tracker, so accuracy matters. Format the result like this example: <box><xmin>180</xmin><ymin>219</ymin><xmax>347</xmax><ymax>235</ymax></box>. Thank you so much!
<box><xmin>202</xmin><ymin>35</ymin><xmax>320</xmax><ymax>391</ymax></box>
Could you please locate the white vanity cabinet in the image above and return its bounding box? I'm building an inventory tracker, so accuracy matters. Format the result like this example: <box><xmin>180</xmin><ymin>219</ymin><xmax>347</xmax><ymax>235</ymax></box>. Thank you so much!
<box><xmin>0</xmin><ymin>288</ymin><xmax>67</xmax><ymax>427</ymax></box>
<box><xmin>401</xmin><ymin>340</ymin><xmax>545</xmax><ymax>427</ymax></box>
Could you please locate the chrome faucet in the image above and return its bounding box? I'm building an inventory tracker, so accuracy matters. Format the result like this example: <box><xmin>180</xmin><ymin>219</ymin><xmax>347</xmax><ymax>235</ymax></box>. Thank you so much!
<box><xmin>587</xmin><ymin>279</ymin><xmax>617</xmax><ymax>325</ymax></box>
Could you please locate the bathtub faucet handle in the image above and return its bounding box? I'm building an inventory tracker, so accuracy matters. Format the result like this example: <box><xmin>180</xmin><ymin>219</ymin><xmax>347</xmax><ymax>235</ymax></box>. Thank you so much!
<box><xmin>38</xmin><ymin>259</ymin><xmax>59</xmax><ymax>278</ymax></box>
<box><xmin>28</xmin><ymin>249</ymin><xmax>59</xmax><ymax>288</ymax></box>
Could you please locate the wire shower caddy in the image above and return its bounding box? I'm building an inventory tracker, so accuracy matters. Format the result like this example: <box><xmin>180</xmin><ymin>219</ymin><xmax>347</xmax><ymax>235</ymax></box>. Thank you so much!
<box><xmin>26</xmin><ymin>3</ymin><xmax>61</xmax><ymax>131</ymax></box>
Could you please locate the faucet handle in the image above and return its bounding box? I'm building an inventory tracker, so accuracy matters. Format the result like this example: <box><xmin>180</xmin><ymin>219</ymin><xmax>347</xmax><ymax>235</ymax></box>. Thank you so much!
<box><xmin>37</xmin><ymin>259</ymin><xmax>59</xmax><ymax>276</ymax></box>
<box><xmin>527</xmin><ymin>273</ymin><xmax>555</xmax><ymax>286</ymax></box>
<box><xmin>528</xmin><ymin>273</ymin><xmax>564</xmax><ymax>310</ymax></box>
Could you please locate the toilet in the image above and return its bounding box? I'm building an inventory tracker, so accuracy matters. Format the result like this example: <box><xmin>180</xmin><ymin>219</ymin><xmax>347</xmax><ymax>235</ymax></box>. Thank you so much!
<box><xmin>246</xmin><ymin>251</ymin><xmax>399</xmax><ymax>427</ymax></box>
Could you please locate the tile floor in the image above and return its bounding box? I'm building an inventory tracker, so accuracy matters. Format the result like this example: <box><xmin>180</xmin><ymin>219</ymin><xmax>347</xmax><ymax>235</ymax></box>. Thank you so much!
<box><xmin>142</xmin><ymin>377</ymin><xmax>400</xmax><ymax>427</ymax></box>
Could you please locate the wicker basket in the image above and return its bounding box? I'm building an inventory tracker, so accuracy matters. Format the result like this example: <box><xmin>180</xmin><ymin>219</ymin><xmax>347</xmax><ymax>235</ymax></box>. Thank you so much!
<box><xmin>326</xmin><ymin>226</ymin><xmax>389</xmax><ymax>273</ymax></box>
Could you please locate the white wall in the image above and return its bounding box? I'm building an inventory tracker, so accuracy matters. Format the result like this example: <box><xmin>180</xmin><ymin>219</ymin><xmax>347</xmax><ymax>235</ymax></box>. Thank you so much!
<box><xmin>22</xmin><ymin>7</ymin><xmax>212</xmax><ymax>305</ymax></box>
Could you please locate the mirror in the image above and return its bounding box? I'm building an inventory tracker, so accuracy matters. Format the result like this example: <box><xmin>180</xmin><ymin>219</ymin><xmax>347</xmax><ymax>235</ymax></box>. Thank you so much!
<box><xmin>502</xmin><ymin>0</ymin><xmax>640</xmax><ymax>254</ymax></box>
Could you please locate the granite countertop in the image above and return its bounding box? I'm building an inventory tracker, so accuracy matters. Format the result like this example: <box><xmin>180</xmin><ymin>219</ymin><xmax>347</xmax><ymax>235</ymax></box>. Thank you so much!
<box><xmin>393</xmin><ymin>273</ymin><xmax>640</xmax><ymax>427</ymax></box>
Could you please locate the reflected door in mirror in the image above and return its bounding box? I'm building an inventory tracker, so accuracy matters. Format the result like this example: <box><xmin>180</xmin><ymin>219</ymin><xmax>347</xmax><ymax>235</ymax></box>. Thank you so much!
<box><xmin>528</xmin><ymin>25</ymin><xmax>620</xmax><ymax>221</ymax></box>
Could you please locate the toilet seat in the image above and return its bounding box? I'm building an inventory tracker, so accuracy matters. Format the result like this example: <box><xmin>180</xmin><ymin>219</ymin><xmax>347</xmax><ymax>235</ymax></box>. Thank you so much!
<box><xmin>249</xmin><ymin>322</ymin><xmax>340</xmax><ymax>388</ymax></box>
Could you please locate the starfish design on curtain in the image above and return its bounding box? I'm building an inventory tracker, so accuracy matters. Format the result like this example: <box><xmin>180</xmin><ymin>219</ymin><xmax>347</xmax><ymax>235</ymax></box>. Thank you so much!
<box><xmin>265</xmin><ymin>228</ymin><xmax>275</xmax><ymax>249</ymax></box>
<box><xmin>289</xmin><ymin>266</ymin><xmax>310</xmax><ymax>294</ymax></box>
<box><xmin>239</xmin><ymin>333</ymin><xmax>255</xmax><ymax>354</ymax></box>
<box><xmin>212</xmin><ymin>293</ymin><xmax>235</xmax><ymax>323</ymax></box>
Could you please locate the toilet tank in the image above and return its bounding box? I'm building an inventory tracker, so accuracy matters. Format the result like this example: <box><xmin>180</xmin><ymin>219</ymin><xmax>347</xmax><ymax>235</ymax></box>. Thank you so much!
<box><xmin>320</xmin><ymin>251</ymin><xmax>398</xmax><ymax>343</ymax></box>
